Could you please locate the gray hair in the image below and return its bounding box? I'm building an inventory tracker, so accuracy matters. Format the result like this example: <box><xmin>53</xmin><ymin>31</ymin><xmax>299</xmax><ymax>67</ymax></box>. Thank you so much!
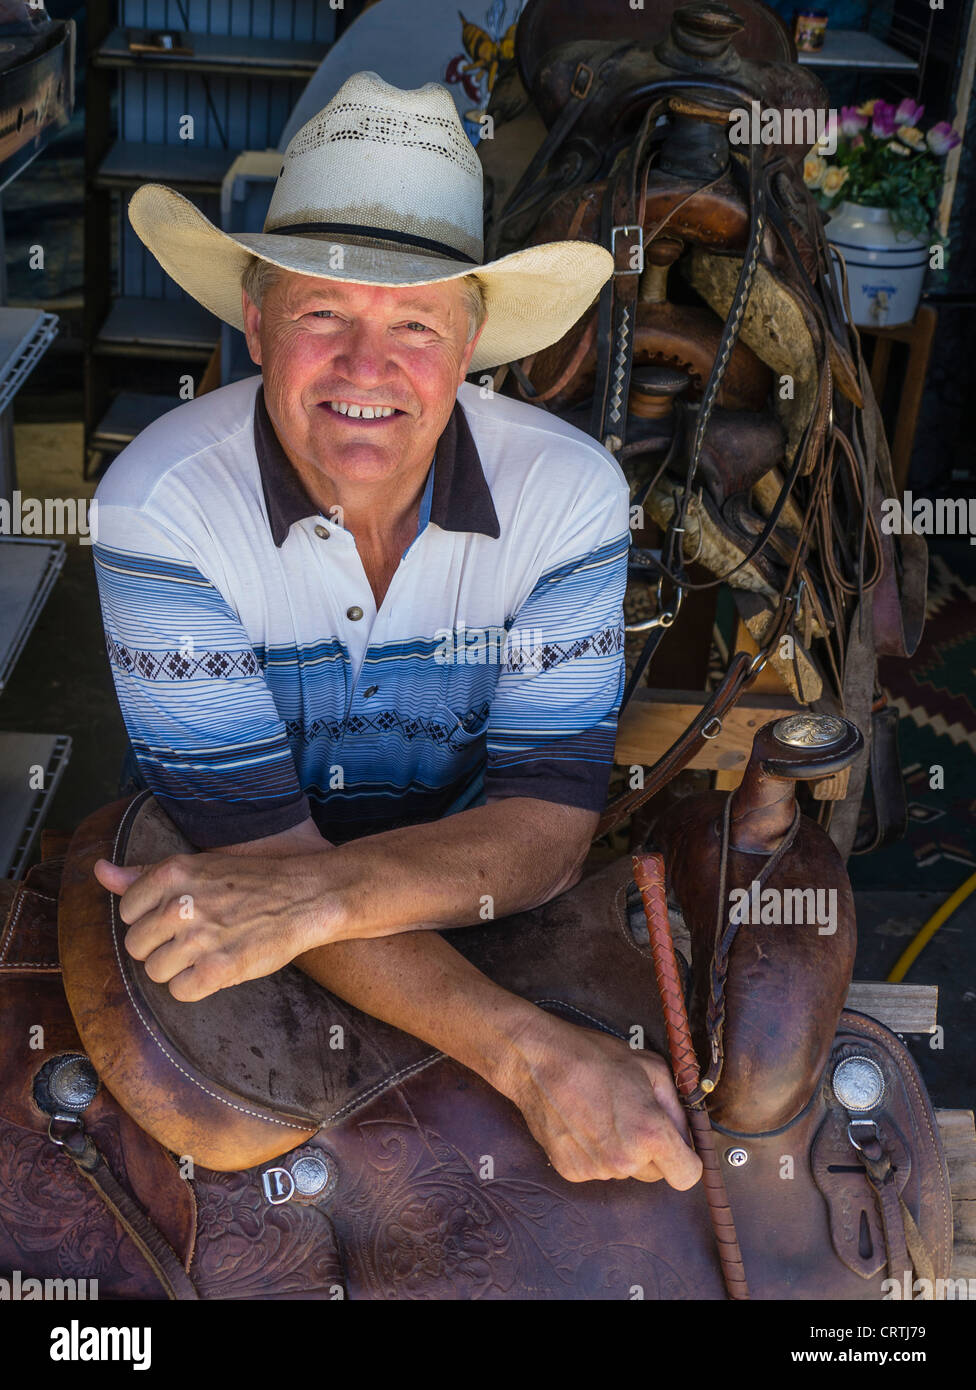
<box><xmin>241</xmin><ymin>255</ymin><xmax>486</xmax><ymax>342</ymax></box>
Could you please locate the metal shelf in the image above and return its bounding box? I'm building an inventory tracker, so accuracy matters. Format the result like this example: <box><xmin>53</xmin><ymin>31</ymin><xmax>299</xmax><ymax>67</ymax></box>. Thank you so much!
<box><xmin>0</xmin><ymin>309</ymin><xmax>59</xmax><ymax>416</ymax></box>
<box><xmin>95</xmin><ymin>140</ymin><xmax>241</xmax><ymax>193</ymax></box>
<box><xmin>0</xmin><ymin>731</ymin><xmax>71</xmax><ymax>878</ymax></box>
<box><xmin>0</xmin><ymin>538</ymin><xmax>66</xmax><ymax>694</ymax></box>
<box><xmin>95</xmin><ymin>27</ymin><xmax>328</xmax><ymax>80</ymax></box>
<box><xmin>94</xmin><ymin>296</ymin><xmax>219</xmax><ymax>357</ymax></box>
<box><xmin>798</xmin><ymin>29</ymin><xmax>919</xmax><ymax>71</ymax></box>
<box><xmin>90</xmin><ymin>390</ymin><xmax>181</xmax><ymax>453</ymax></box>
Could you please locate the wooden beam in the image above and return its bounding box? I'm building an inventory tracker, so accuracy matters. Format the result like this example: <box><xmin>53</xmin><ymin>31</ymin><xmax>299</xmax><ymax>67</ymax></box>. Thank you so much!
<box><xmin>615</xmin><ymin>687</ymin><xmax>804</xmax><ymax>775</ymax></box>
<box><xmin>845</xmin><ymin>981</ymin><xmax>938</xmax><ymax>1035</ymax></box>
<box><xmin>937</xmin><ymin>1110</ymin><xmax>976</xmax><ymax>1277</ymax></box>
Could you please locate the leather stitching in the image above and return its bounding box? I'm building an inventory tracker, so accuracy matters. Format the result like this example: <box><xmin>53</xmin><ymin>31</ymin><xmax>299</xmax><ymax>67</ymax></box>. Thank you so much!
<box><xmin>318</xmin><ymin>1053</ymin><xmax>443</xmax><ymax>1127</ymax></box>
<box><xmin>841</xmin><ymin>1010</ymin><xmax>953</xmax><ymax>1272</ymax></box>
<box><xmin>106</xmin><ymin>795</ymin><xmax>312</xmax><ymax>1133</ymax></box>
<box><xmin>0</xmin><ymin>887</ymin><xmax>60</xmax><ymax>968</ymax></box>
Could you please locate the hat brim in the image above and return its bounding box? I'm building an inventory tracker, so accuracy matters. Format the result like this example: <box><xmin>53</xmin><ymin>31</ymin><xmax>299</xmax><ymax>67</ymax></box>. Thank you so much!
<box><xmin>127</xmin><ymin>184</ymin><xmax>612</xmax><ymax>373</ymax></box>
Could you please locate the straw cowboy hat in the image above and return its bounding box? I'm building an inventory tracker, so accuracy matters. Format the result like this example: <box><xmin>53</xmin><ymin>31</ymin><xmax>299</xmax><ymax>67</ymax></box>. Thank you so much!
<box><xmin>127</xmin><ymin>70</ymin><xmax>613</xmax><ymax>372</ymax></box>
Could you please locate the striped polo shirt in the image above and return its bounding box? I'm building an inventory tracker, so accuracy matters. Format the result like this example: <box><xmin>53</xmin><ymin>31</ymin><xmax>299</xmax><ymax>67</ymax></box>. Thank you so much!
<box><xmin>93</xmin><ymin>374</ymin><xmax>629</xmax><ymax>847</ymax></box>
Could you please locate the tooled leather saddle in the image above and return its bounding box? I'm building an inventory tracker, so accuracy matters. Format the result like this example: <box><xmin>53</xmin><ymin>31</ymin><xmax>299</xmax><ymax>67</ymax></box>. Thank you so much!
<box><xmin>0</xmin><ymin>718</ymin><xmax>952</xmax><ymax>1299</ymax></box>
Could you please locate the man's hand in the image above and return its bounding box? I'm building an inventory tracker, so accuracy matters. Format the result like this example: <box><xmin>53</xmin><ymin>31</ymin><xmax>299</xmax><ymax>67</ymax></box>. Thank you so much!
<box><xmin>91</xmin><ymin>797</ymin><xmax>596</xmax><ymax>1001</ymax></box>
<box><xmin>92</xmin><ymin>852</ymin><xmax>332</xmax><ymax>1002</ymax></box>
<box><xmin>495</xmin><ymin>1013</ymin><xmax>702</xmax><ymax>1190</ymax></box>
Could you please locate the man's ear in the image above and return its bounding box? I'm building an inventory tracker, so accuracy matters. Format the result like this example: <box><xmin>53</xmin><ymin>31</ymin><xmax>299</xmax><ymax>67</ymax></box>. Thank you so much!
<box><xmin>242</xmin><ymin>288</ymin><xmax>262</xmax><ymax>366</ymax></box>
<box><xmin>458</xmin><ymin>317</ymin><xmax>487</xmax><ymax>383</ymax></box>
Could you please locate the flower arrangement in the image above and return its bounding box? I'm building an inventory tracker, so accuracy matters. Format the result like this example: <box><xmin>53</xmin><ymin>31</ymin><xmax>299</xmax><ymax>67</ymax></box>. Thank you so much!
<box><xmin>803</xmin><ymin>99</ymin><xmax>960</xmax><ymax>240</ymax></box>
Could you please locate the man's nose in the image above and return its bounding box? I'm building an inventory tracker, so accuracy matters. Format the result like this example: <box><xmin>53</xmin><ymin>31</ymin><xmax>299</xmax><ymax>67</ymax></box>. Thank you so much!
<box><xmin>331</xmin><ymin>322</ymin><xmax>391</xmax><ymax>383</ymax></box>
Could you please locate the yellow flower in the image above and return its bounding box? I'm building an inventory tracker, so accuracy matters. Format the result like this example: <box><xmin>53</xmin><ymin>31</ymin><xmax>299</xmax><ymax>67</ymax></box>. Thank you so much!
<box><xmin>803</xmin><ymin>153</ymin><xmax>828</xmax><ymax>190</ymax></box>
<box><xmin>897</xmin><ymin>124</ymin><xmax>924</xmax><ymax>149</ymax></box>
<box><xmin>857</xmin><ymin>99</ymin><xmax>877</xmax><ymax>116</ymax></box>
<box><xmin>822</xmin><ymin>165</ymin><xmax>850</xmax><ymax>197</ymax></box>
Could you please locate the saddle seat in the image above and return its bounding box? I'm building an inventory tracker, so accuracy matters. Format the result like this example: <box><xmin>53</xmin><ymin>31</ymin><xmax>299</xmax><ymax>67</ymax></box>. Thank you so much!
<box><xmin>58</xmin><ymin>792</ymin><xmax>673</xmax><ymax>1173</ymax></box>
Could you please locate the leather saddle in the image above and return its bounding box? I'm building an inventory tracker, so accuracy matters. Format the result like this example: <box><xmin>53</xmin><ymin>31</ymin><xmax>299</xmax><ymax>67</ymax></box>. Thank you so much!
<box><xmin>0</xmin><ymin>722</ymin><xmax>952</xmax><ymax>1299</ymax></box>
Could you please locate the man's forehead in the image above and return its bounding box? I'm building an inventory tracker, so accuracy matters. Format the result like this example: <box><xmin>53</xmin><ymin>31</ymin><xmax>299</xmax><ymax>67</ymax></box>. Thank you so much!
<box><xmin>280</xmin><ymin>271</ymin><xmax>462</xmax><ymax>316</ymax></box>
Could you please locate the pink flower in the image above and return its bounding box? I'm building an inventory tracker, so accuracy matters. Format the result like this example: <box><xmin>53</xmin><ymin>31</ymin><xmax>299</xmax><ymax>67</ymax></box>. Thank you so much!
<box><xmin>851</xmin><ymin>134</ymin><xmax>865</xmax><ymax>150</ymax></box>
<box><xmin>840</xmin><ymin>105</ymin><xmax>867</xmax><ymax>137</ymax></box>
<box><xmin>871</xmin><ymin>101</ymin><xmax>897</xmax><ymax>138</ymax></box>
<box><xmin>894</xmin><ymin>98</ymin><xmax>924</xmax><ymax>126</ymax></box>
<box><xmin>926</xmin><ymin>121</ymin><xmax>961</xmax><ymax>156</ymax></box>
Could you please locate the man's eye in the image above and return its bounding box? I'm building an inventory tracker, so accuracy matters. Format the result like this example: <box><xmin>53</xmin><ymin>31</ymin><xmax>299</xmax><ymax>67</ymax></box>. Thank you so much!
<box><xmin>404</xmin><ymin>321</ymin><xmax>431</xmax><ymax>332</ymax></box>
<box><xmin>310</xmin><ymin>310</ymin><xmax>335</xmax><ymax>319</ymax></box>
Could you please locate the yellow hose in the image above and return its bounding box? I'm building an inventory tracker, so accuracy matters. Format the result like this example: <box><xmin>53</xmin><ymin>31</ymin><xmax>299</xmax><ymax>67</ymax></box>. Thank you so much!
<box><xmin>886</xmin><ymin>870</ymin><xmax>976</xmax><ymax>984</ymax></box>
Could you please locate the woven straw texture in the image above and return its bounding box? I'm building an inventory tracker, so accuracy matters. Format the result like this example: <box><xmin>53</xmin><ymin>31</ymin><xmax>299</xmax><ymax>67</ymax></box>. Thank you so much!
<box><xmin>127</xmin><ymin>70</ymin><xmax>613</xmax><ymax>372</ymax></box>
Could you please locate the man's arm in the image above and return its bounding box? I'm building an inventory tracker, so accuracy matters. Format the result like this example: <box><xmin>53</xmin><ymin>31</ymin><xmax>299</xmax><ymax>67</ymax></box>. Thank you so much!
<box><xmin>93</xmin><ymin>796</ymin><xmax>596</xmax><ymax>993</ymax></box>
<box><xmin>223</xmin><ymin>813</ymin><xmax>700</xmax><ymax>1190</ymax></box>
<box><xmin>93</xmin><ymin>805</ymin><xmax>702</xmax><ymax>1190</ymax></box>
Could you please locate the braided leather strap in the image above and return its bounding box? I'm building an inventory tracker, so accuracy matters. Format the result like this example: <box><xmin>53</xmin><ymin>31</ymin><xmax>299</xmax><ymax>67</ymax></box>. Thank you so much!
<box><xmin>632</xmin><ymin>851</ymin><xmax>749</xmax><ymax>1300</ymax></box>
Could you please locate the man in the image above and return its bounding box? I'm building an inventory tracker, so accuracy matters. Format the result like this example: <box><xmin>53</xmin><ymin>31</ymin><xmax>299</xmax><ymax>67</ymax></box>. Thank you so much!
<box><xmin>92</xmin><ymin>72</ymin><xmax>701</xmax><ymax>1192</ymax></box>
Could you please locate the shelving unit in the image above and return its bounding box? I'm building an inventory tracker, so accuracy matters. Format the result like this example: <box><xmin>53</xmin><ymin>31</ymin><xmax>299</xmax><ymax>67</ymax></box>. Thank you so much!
<box><xmin>0</xmin><ymin>731</ymin><xmax>71</xmax><ymax>880</ymax></box>
<box><xmin>0</xmin><ymin>308</ymin><xmax>60</xmax><ymax>452</ymax></box>
<box><xmin>83</xmin><ymin>1</ymin><xmax>338</xmax><ymax>474</ymax></box>
<box><xmin>797</xmin><ymin>29</ymin><xmax>919</xmax><ymax>73</ymax></box>
<box><xmin>0</xmin><ymin>538</ymin><xmax>66</xmax><ymax>695</ymax></box>
<box><xmin>0</xmin><ymin>12</ymin><xmax>76</xmax><ymax>876</ymax></box>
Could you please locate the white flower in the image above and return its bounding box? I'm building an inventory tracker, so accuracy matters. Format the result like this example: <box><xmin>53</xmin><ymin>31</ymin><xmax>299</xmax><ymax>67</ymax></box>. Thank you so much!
<box><xmin>803</xmin><ymin>153</ymin><xmax>828</xmax><ymax>189</ymax></box>
<box><xmin>822</xmin><ymin>166</ymin><xmax>850</xmax><ymax>197</ymax></box>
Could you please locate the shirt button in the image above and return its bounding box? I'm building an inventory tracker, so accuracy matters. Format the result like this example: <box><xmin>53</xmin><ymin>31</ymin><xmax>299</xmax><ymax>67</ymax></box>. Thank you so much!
<box><xmin>346</xmin><ymin>606</ymin><xmax>364</xmax><ymax>621</ymax></box>
<box><xmin>363</xmin><ymin>684</ymin><xmax>379</xmax><ymax>698</ymax></box>
<box><xmin>314</xmin><ymin>524</ymin><xmax>329</xmax><ymax>539</ymax></box>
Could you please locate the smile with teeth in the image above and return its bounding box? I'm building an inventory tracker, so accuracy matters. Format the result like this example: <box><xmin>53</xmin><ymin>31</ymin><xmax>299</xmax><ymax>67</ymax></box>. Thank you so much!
<box><xmin>327</xmin><ymin>400</ymin><xmax>400</xmax><ymax>419</ymax></box>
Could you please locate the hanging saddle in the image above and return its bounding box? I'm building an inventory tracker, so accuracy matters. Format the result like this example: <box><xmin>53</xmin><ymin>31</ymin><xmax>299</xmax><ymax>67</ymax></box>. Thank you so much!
<box><xmin>478</xmin><ymin>0</ymin><xmax>929</xmax><ymax>861</ymax></box>
<box><xmin>0</xmin><ymin>718</ymin><xmax>951</xmax><ymax>1299</ymax></box>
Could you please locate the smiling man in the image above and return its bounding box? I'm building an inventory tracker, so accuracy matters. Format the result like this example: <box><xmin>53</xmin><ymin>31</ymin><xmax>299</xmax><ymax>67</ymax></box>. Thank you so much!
<box><xmin>90</xmin><ymin>72</ymin><xmax>701</xmax><ymax>1192</ymax></box>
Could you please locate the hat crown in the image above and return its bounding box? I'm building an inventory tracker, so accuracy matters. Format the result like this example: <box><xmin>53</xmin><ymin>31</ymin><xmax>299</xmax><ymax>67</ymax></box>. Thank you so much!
<box><xmin>265</xmin><ymin>70</ymin><xmax>485</xmax><ymax>264</ymax></box>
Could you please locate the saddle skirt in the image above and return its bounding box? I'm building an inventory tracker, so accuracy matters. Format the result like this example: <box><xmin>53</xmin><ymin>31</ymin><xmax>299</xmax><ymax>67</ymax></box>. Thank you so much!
<box><xmin>0</xmin><ymin>791</ymin><xmax>951</xmax><ymax>1299</ymax></box>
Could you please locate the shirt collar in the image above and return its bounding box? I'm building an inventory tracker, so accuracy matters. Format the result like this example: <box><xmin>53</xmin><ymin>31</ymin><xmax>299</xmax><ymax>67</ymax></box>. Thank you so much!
<box><xmin>253</xmin><ymin>382</ymin><xmax>500</xmax><ymax>548</ymax></box>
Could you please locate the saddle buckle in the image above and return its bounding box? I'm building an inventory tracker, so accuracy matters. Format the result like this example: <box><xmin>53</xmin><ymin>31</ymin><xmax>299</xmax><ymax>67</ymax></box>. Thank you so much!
<box><xmin>262</xmin><ymin>1166</ymin><xmax>296</xmax><ymax>1205</ymax></box>
<box><xmin>611</xmin><ymin>223</ymin><xmax>644</xmax><ymax>274</ymax></box>
<box><xmin>570</xmin><ymin>62</ymin><xmax>593</xmax><ymax>100</ymax></box>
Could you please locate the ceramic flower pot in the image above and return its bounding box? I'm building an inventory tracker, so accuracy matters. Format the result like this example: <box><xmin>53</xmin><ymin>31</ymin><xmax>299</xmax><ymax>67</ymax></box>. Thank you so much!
<box><xmin>827</xmin><ymin>201</ymin><xmax>928</xmax><ymax>328</ymax></box>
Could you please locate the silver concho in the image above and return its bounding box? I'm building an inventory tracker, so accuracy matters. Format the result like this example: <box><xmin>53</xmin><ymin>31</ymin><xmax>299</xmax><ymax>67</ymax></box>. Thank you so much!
<box><xmin>48</xmin><ymin>1054</ymin><xmax>99</xmax><ymax>1112</ymax></box>
<box><xmin>291</xmin><ymin>1154</ymin><xmax>337</xmax><ymax>1199</ymax></box>
<box><xmin>772</xmin><ymin>713</ymin><xmax>847</xmax><ymax>748</ymax></box>
<box><xmin>832</xmin><ymin>1055</ymin><xmax>885</xmax><ymax>1112</ymax></box>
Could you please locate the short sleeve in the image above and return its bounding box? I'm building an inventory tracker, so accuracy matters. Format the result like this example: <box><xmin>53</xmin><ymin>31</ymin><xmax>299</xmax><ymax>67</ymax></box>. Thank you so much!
<box><xmin>93</xmin><ymin>502</ymin><xmax>310</xmax><ymax>848</ymax></box>
<box><xmin>484</xmin><ymin>472</ymin><xmax>629</xmax><ymax>811</ymax></box>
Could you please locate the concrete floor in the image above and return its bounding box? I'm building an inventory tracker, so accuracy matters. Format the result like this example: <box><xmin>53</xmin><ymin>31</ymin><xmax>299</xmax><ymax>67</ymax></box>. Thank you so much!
<box><xmin>3</xmin><ymin>419</ymin><xmax>972</xmax><ymax>1111</ymax></box>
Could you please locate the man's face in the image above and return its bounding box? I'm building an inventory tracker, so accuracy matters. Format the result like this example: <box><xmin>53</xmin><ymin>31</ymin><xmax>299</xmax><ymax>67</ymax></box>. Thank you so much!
<box><xmin>243</xmin><ymin>268</ymin><xmax>484</xmax><ymax>491</ymax></box>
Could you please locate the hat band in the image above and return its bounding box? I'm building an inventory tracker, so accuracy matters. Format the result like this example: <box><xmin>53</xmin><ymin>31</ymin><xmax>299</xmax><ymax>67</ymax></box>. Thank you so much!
<box><xmin>269</xmin><ymin>220</ymin><xmax>480</xmax><ymax>265</ymax></box>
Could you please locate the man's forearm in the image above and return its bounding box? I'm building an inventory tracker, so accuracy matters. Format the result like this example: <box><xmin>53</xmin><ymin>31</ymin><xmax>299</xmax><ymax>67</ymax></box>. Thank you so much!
<box><xmin>294</xmin><ymin>928</ymin><xmax>544</xmax><ymax>1098</ymax></box>
<box><xmin>317</xmin><ymin>797</ymin><xmax>597</xmax><ymax>945</ymax></box>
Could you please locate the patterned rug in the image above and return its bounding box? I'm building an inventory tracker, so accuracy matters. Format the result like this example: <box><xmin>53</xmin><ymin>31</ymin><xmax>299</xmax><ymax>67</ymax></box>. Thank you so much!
<box><xmin>849</xmin><ymin>542</ymin><xmax>976</xmax><ymax>892</ymax></box>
